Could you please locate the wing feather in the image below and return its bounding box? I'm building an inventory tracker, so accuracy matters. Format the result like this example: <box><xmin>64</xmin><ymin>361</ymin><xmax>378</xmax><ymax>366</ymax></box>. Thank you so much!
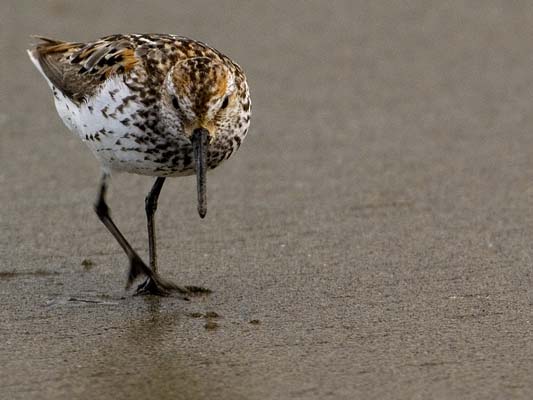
<box><xmin>28</xmin><ymin>35</ymin><xmax>139</xmax><ymax>104</ymax></box>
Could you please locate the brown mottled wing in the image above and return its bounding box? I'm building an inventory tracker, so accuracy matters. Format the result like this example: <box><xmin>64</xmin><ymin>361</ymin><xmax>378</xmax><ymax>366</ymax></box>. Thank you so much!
<box><xmin>30</xmin><ymin>35</ymin><xmax>139</xmax><ymax>104</ymax></box>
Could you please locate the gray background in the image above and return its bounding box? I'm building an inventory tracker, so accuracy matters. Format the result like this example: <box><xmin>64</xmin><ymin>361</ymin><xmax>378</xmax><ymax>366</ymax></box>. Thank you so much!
<box><xmin>2</xmin><ymin>1</ymin><xmax>533</xmax><ymax>399</ymax></box>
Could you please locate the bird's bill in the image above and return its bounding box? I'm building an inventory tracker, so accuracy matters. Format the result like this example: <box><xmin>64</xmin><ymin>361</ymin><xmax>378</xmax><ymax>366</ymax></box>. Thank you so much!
<box><xmin>191</xmin><ymin>127</ymin><xmax>209</xmax><ymax>218</ymax></box>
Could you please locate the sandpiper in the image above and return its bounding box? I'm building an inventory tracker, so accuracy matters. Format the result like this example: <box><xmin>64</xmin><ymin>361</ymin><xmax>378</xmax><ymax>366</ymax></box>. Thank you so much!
<box><xmin>28</xmin><ymin>33</ymin><xmax>251</xmax><ymax>295</ymax></box>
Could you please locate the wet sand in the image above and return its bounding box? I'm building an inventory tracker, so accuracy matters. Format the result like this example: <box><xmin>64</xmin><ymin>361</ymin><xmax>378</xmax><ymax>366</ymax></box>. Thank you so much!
<box><xmin>2</xmin><ymin>1</ymin><xmax>533</xmax><ymax>399</ymax></box>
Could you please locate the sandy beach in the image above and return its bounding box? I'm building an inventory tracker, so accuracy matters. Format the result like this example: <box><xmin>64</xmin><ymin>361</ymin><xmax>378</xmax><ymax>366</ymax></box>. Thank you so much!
<box><xmin>1</xmin><ymin>1</ymin><xmax>533</xmax><ymax>399</ymax></box>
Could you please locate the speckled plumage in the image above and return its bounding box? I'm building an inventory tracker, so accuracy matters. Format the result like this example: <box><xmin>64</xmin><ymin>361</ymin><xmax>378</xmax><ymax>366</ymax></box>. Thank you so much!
<box><xmin>27</xmin><ymin>33</ymin><xmax>252</xmax><ymax>295</ymax></box>
<box><xmin>28</xmin><ymin>33</ymin><xmax>251</xmax><ymax>177</ymax></box>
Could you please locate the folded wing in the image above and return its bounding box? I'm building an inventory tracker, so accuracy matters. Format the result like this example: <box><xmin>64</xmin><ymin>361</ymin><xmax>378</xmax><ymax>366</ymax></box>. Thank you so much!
<box><xmin>28</xmin><ymin>35</ymin><xmax>139</xmax><ymax>104</ymax></box>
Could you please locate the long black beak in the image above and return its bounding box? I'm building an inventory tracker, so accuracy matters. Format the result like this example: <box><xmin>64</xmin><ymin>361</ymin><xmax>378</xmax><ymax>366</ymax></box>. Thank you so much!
<box><xmin>191</xmin><ymin>127</ymin><xmax>209</xmax><ymax>218</ymax></box>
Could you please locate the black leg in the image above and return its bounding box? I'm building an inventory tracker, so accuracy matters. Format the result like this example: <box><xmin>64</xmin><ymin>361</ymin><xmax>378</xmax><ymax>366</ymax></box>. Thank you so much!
<box><xmin>145</xmin><ymin>177</ymin><xmax>166</xmax><ymax>272</ymax></box>
<box><xmin>93</xmin><ymin>173</ymin><xmax>187</xmax><ymax>297</ymax></box>
<box><xmin>94</xmin><ymin>173</ymin><xmax>150</xmax><ymax>286</ymax></box>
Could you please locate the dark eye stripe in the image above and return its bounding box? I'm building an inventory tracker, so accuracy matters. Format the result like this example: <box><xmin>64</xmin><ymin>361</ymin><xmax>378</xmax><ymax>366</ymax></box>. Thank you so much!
<box><xmin>221</xmin><ymin>96</ymin><xmax>229</xmax><ymax>110</ymax></box>
<box><xmin>172</xmin><ymin>96</ymin><xmax>180</xmax><ymax>110</ymax></box>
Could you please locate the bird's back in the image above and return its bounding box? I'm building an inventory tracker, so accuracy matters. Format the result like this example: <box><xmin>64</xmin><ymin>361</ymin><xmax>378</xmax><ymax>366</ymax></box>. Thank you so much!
<box><xmin>28</xmin><ymin>34</ymin><xmax>233</xmax><ymax>103</ymax></box>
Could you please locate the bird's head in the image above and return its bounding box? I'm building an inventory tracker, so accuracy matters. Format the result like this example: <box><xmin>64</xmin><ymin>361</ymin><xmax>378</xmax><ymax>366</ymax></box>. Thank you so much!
<box><xmin>163</xmin><ymin>56</ymin><xmax>237</xmax><ymax>143</ymax></box>
<box><xmin>162</xmin><ymin>57</ymin><xmax>237</xmax><ymax>218</ymax></box>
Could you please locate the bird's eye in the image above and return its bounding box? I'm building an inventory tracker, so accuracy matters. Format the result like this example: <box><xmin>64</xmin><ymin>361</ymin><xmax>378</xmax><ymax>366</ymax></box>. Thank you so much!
<box><xmin>220</xmin><ymin>96</ymin><xmax>229</xmax><ymax>110</ymax></box>
<box><xmin>172</xmin><ymin>96</ymin><xmax>180</xmax><ymax>110</ymax></box>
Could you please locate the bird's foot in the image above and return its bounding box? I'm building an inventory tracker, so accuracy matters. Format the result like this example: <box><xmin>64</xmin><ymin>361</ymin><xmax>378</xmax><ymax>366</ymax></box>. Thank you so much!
<box><xmin>135</xmin><ymin>276</ymin><xmax>189</xmax><ymax>299</ymax></box>
<box><xmin>127</xmin><ymin>254</ymin><xmax>188</xmax><ymax>298</ymax></box>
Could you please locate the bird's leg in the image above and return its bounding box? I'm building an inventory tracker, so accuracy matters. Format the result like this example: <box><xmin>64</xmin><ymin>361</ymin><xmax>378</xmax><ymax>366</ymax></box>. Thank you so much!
<box><xmin>93</xmin><ymin>173</ymin><xmax>187</xmax><ymax>297</ymax></box>
<box><xmin>94</xmin><ymin>173</ymin><xmax>148</xmax><ymax>285</ymax></box>
<box><xmin>136</xmin><ymin>177</ymin><xmax>175</xmax><ymax>295</ymax></box>
<box><xmin>146</xmin><ymin>177</ymin><xmax>166</xmax><ymax>272</ymax></box>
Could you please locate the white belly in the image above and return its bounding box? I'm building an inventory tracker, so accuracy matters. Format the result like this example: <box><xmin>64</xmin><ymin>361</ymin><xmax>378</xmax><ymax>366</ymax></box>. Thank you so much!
<box><xmin>52</xmin><ymin>77</ymin><xmax>162</xmax><ymax>175</ymax></box>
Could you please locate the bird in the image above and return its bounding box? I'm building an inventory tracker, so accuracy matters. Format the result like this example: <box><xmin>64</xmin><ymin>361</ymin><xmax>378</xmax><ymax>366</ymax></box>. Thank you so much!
<box><xmin>27</xmin><ymin>33</ymin><xmax>251</xmax><ymax>296</ymax></box>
